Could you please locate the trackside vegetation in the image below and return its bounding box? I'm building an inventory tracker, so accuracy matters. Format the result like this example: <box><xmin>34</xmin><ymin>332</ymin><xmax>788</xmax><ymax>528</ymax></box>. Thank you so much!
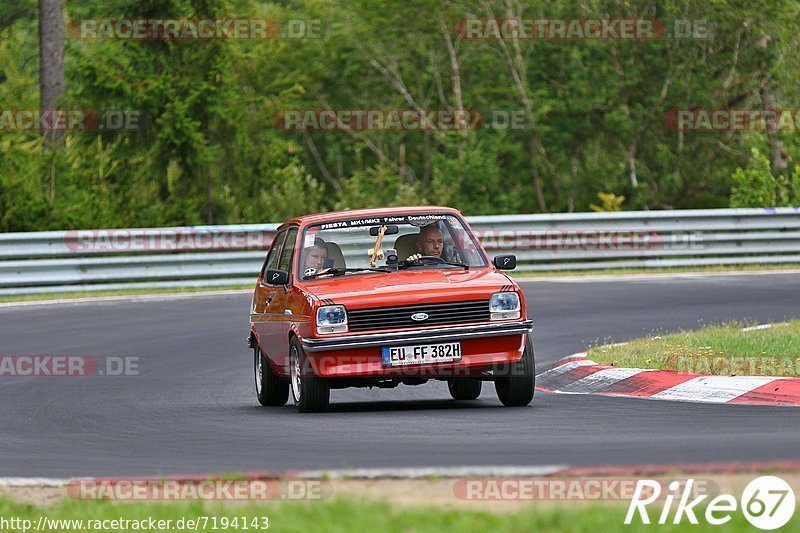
<box><xmin>589</xmin><ymin>320</ymin><xmax>800</xmax><ymax>376</ymax></box>
<box><xmin>3</xmin><ymin>1</ymin><xmax>800</xmax><ymax>232</ymax></box>
<box><xmin>0</xmin><ymin>496</ymin><xmax>781</xmax><ymax>532</ymax></box>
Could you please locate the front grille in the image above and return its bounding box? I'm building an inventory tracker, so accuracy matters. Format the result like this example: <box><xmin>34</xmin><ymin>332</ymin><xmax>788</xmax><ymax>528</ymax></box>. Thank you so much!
<box><xmin>347</xmin><ymin>300</ymin><xmax>490</xmax><ymax>332</ymax></box>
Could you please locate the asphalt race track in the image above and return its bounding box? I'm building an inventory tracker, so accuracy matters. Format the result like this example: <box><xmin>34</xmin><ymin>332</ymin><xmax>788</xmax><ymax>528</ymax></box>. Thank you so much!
<box><xmin>1</xmin><ymin>272</ymin><xmax>799</xmax><ymax>477</ymax></box>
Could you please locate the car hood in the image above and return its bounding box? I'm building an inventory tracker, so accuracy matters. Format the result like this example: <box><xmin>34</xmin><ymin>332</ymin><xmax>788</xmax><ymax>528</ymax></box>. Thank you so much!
<box><xmin>301</xmin><ymin>268</ymin><xmax>513</xmax><ymax>309</ymax></box>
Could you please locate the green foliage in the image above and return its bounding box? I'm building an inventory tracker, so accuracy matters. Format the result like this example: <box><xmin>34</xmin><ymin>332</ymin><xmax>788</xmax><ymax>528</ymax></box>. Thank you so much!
<box><xmin>3</xmin><ymin>0</ymin><xmax>800</xmax><ymax>230</ymax></box>
<box><xmin>730</xmin><ymin>148</ymin><xmax>800</xmax><ymax>207</ymax></box>
<box><xmin>335</xmin><ymin>165</ymin><xmax>424</xmax><ymax>210</ymax></box>
<box><xmin>430</xmin><ymin>137</ymin><xmax>524</xmax><ymax>215</ymax></box>
<box><xmin>254</xmin><ymin>163</ymin><xmax>325</xmax><ymax>222</ymax></box>
<box><xmin>589</xmin><ymin>192</ymin><xmax>625</xmax><ymax>212</ymax></box>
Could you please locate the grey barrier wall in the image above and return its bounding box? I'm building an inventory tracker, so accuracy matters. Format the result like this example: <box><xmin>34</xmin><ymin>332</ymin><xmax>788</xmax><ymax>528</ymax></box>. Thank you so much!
<box><xmin>0</xmin><ymin>208</ymin><xmax>798</xmax><ymax>295</ymax></box>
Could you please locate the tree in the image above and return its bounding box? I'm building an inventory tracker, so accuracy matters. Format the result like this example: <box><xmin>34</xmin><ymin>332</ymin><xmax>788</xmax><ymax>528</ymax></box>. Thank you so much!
<box><xmin>38</xmin><ymin>0</ymin><xmax>64</xmax><ymax>144</ymax></box>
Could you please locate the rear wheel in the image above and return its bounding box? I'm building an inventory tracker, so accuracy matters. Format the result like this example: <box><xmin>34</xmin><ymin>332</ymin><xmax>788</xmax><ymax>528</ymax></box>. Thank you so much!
<box><xmin>494</xmin><ymin>335</ymin><xmax>535</xmax><ymax>407</ymax></box>
<box><xmin>254</xmin><ymin>344</ymin><xmax>289</xmax><ymax>406</ymax></box>
<box><xmin>447</xmin><ymin>378</ymin><xmax>482</xmax><ymax>400</ymax></box>
<box><xmin>289</xmin><ymin>337</ymin><xmax>330</xmax><ymax>413</ymax></box>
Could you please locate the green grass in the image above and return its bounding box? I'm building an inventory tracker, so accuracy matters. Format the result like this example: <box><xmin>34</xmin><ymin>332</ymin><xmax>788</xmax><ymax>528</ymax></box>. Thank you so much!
<box><xmin>0</xmin><ymin>496</ymin><xmax>781</xmax><ymax>533</ymax></box>
<box><xmin>589</xmin><ymin>320</ymin><xmax>800</xmax><ymax>376</ymax></box>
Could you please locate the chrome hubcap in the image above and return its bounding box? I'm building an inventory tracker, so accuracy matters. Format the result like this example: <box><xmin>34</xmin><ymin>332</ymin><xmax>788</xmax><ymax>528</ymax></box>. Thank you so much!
<box><xmin>254</xmin><ymin>348</ymin><xmax>262</xmax><ymax>396</ymax></box>
<box><xmin>290</xmin><ymin>346</ymin><xmax>302</xmax><ymax>403</ymax></box>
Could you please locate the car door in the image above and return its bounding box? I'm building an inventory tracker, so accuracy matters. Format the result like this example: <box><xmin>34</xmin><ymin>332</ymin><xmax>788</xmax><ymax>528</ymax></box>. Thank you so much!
<box><xmin>267</xmin><ymin>227</ymin><xmax>299</xmax><ymax>373</ymax></box>
<box><xmin>251</xmin><ymin>229</ymin><xmax>285</xmax><ymax>360</ymax></box>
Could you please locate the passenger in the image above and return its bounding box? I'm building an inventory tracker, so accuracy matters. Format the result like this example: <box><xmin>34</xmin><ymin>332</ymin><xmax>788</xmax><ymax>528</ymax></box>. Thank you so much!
<box><xmin>303</xmin><ymin>238</ymin><xmax>329</xmax><ymax>274</ymax></box>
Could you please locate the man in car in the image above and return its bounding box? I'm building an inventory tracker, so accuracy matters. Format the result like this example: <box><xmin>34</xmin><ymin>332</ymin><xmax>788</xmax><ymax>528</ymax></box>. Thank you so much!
<box><xmin>406</xmin><ymin>223</ymin><xmax>445</xmax><ymax>263</ymax></box>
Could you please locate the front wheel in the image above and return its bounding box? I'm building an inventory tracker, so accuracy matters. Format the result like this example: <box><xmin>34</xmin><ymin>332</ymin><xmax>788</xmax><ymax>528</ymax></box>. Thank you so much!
<box><xmin>494</xmin><ymin>335</ymin><xmax>535</xmax><ymax>407</ymax></box>
<box><xmin>447</xmin><ymin>378</ymin><xmax>482</xmax><ymax>400</ymax></box>
<box><xmin>254</xmin><ymin>344</ymin><xmax>289</xmax><ymax>406</ymax></box>
<box><xmin>289</xmin><ymin>337</ymin><xmax>330</xmax><ymax>413</ymax></box>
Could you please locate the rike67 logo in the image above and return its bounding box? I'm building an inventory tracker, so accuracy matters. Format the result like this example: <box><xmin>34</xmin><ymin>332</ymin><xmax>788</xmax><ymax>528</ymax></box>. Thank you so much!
<box><xmin>626</xmin><ymin>476</ymin><xmax>795</xmax><ymax>530</ymax></box>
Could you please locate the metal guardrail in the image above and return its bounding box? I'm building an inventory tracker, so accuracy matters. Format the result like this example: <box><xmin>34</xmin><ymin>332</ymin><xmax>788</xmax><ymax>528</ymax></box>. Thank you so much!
<box><xmin>0</xmin><ymin>208</ymin><xmax>798</xmax><ymax>295</ymax></box>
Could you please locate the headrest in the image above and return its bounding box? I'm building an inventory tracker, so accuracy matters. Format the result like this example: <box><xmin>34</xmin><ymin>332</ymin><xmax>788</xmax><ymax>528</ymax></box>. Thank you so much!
<box><xmin>325</xmin><ymin>242</ymin><xmax>346</xmax><ymax>269</ymax></box>
<box><xmin>393</xmin><ymin>234</ymin><xmax>419</xmax><ymax>261</ymax></box>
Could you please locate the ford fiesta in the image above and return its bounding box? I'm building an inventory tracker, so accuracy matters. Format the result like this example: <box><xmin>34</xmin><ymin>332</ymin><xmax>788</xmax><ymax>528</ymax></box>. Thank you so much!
<box><xmin>248</xmin><ymin>206</ymin><xmax>534</xmax><ymax>412</ymax></box>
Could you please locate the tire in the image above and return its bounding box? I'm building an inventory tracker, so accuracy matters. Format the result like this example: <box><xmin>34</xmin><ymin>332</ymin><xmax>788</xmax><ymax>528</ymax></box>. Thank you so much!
<box><xmin>494</xmin><ymin>335</ymin><xmax>535</xmax><ymax>407</ymax></box>
<box><xmin>447</xmin><ymin>378</ymin><xmax>482</xmax><ymax>400</ymax></box>
<box><xmin>289</xmin><ymin>337</ymin><xmax>330</xmax><ymax>413</ymax></box>
<box><xmin>254</xmin><ymin>344</ymin><xmax>289</xmax><ymax>406</ymax></box>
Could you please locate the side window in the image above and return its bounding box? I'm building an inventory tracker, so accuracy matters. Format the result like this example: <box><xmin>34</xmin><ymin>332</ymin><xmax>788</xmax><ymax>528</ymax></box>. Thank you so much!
<box><xmin>262</xmin><ymin>230</ymin><xmax>286</xmax><ymax>276</ymax></box>
<box><xmin>277</xmin><ymin>228</ymin><xmax>298</xmax><ymax>274</ymax></box>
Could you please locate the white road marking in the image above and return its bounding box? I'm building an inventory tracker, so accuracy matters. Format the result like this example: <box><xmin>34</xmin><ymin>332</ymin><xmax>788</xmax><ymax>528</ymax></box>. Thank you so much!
<box><xmin>651</xmin><ymin>376</ymin><xmax>780</xmax><ymax>403</ymax></box>
<box><xmin>559</xmin><ymin>367</ymin><xmax>651</xmax><ymax>393</ymax></box>
<box><xmin>740</xmin><ymin>323</ymin><xmax>789</xmax><ymax>331</ymax></box>
<box><xmin>536</xmin><ymin>359</ymin><xmax>596</xmax><ymax>378</ymax></box>
<box><xmin>295</xmin><ymin>465</ymin><xmax>569</xmax><ymax>479</ymax></box>
<box><xmin>0</xmin><ymin>477</ymin><xmax>72</xmax><ymax>487</ymax></box>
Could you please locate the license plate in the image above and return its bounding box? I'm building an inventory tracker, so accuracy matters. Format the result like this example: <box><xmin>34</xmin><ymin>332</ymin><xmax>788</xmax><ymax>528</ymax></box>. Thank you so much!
<box><xmin>381</xmin><ymin>342</ymin><xmax>462</xmax><ymax>366</ymax></box>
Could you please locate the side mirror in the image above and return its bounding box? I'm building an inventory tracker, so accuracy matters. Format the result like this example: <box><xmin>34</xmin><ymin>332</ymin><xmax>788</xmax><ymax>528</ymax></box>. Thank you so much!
<box><xmin>264</xmin><ymin>269</ymin><xmax>289</xmax><ymax>285</ymax></box>
<box><xmin>493</xmin><ymin>255</ymin><xmax>516</xmax><ymax>270</ymax></box>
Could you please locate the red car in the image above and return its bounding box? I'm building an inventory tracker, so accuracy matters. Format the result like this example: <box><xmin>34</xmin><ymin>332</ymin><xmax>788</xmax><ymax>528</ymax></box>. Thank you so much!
<box><xmin>248</xmin><ymin>206</ymin><xmax>534</xmax><ymax>412</ymax></box>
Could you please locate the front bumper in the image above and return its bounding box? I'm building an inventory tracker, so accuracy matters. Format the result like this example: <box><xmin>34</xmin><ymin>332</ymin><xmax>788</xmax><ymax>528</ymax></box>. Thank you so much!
<box><xmin>301</xmin><ymin>320</ymin><xmax>533</xmax><ymax>352</ymax></box>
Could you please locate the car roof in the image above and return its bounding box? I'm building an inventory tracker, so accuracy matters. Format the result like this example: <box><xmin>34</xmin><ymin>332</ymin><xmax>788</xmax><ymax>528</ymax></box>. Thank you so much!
<box><xmin>277</xmin><ymin>206</ymin><xmax>461</xmax><ymax>229</ymax></box>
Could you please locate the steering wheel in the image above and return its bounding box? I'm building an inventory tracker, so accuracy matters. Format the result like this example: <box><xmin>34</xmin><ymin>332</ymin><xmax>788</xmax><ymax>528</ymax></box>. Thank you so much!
<box><xmin>403</xmin><ymin>255</ymin><xmax>446</xmax><ymax>266</ymax></box>
<box><xmin>417</xmin><ymin>255</ymin><xmax>446</xmax><ymax>263</ymax></box>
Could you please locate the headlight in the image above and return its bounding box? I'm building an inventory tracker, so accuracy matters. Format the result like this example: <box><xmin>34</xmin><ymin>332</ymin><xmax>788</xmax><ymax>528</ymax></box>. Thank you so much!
<box><xmin>316</xmin><ymin>305</ymin><xmax>348</xmax><ymax>334</ymax></box>
<box><xmin>490</xmin><ymin>292</ymin><xmax>521</xmax><ymax>320</ymax></box>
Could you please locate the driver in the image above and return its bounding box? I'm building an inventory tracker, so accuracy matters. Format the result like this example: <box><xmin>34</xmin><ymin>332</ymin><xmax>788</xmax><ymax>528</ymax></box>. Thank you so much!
<box><xmin>303</xmin><ymin>238</ymin><xmax>329</xmax><ymax>275</ymax></box>
<box><xmin>406</xmin><ymin>224</ymin><xmax>445</xmax><ymax>263</ymax></box>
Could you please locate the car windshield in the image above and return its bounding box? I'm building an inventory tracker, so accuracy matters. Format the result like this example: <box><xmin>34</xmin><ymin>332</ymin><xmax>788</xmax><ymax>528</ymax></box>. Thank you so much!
<box><xmin>296</xmin><ymin>213</ymin><xmax>487</xmax><ymax>280</ymax></box>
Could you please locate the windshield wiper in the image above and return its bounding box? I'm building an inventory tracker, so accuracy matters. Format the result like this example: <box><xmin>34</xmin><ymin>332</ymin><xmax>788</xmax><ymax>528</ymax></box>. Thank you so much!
<box><xmin>441</xmin><ymin>261</ymin><xmax>469</xmax><ymax>269</ymax></box>
<box><xmin>305</xmin><ymin>267</ymin><xmax>391</xmax><ymax>279</ymax></box>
